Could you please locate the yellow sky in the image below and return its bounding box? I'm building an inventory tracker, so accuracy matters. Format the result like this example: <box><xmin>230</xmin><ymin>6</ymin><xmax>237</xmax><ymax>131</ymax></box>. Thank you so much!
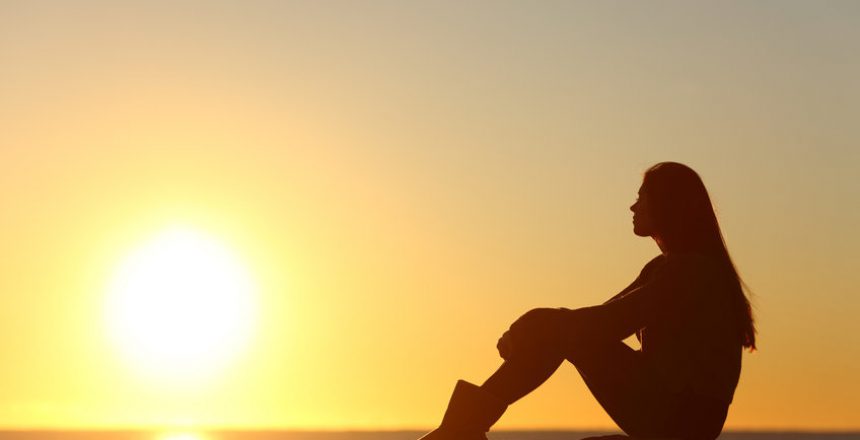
<box><xmin>1</xmin><ymin>0</ymin><xmax>859</xmax><ymax>431</ymax></box>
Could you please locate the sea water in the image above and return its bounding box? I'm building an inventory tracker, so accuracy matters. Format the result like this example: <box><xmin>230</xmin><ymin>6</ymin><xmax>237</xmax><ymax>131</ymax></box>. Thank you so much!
<box><xmin>0</xmin><ymin>431</ymin><xmax>858</xmax><ymax>440</ymax></box>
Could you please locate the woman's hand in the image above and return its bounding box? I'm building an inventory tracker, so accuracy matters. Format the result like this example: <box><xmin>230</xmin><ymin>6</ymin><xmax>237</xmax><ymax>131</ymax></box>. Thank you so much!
<box><xmin>497</xmin><ymin>330</ymin><xmax>514</xmax><ymax>360</ymax></box>
<box><xmin>497</xmin><ymin>307</ymin><xmax>567</xmax><ymax>359</ymax></box>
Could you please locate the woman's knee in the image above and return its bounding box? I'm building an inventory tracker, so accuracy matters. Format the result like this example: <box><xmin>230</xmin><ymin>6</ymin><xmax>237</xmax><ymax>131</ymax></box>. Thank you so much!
<box><xmin>507</xmin><ymin>307</ymin><xmax>611</xmax><ymax>362</ymax></box>
<box><xmin>503</xmin><ymin>329</ymin><xmax>568</xmax><ymax>364</ymax></box>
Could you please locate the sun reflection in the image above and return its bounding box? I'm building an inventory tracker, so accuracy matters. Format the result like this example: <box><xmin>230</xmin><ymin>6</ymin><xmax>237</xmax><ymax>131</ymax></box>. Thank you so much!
<box><xmin>158</xmin><ymin>433</ymin><xmax>208</xmax><ymax>440</ymax></box>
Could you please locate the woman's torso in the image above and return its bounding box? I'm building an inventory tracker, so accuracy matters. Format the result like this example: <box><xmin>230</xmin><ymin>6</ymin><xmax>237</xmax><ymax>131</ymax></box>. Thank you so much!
<box><xmin>637</xmin><ymin>253</ymin><xmax>743</xmax><ymax>405</ymax></box>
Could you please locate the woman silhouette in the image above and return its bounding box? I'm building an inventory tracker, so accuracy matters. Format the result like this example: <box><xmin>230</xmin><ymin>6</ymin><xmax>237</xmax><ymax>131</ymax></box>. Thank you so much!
<box><xmin>418</xmin><ymin>162</ymin><xmax>756</xmax><ymax>440</ymax></box>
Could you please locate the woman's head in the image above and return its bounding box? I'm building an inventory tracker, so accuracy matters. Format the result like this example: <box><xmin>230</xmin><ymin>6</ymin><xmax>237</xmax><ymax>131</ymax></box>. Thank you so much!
<box><xmin>636</xmin><ymin>162</ymin><xmax>722</xmax><ymax>254</ymax></box>
<box><xmin>635</xmin><ymin>162</ymin><xmax>757</xmax><ymax>351</ymax></box>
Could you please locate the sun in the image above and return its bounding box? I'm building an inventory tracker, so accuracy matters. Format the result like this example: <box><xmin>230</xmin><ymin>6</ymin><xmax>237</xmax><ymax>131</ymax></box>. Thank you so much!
<box><xmin>106</xmin><ymin>226</ymin><xmax>257</xmax><ymax>379</ymax></box>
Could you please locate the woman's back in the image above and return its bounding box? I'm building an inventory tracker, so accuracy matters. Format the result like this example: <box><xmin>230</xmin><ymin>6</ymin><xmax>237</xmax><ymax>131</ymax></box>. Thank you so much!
<box><xmin>639</xmin><ymin>252</ymin><xmax>743</xmax><ymax>405</ymax></box>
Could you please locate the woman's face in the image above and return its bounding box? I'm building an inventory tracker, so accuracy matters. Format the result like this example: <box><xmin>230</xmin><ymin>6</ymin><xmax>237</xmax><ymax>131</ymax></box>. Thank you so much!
<box><xmin>630</xmin><ymin>185</ymin><xmax>656</xmax><ymax>237</ymax></box>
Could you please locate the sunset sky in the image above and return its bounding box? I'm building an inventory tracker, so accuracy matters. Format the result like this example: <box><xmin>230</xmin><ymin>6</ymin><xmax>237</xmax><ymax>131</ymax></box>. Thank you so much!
<box><xmin>1</xmin><ymin>0</ymin><xmax>859</xmax><ymax>432</ymax></box>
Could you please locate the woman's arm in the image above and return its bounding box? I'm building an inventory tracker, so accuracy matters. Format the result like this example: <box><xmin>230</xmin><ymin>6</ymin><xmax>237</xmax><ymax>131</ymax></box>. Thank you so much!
<box><xmin>603</xmin><ymin>254</ymin><xmax>666</xmax><ymax>305</ymax></box>
<box><xmin>564</xmin><ymin>255</ymin><xmax>681</xmax><ymax>343</ymax></box>
<box><xmin>500</xmin><ymin>255</ymin><xmax>678</xmax><ymax>358</ymax></box>
<box><xmin>560</xmin><ymin>286</ymin><xmax>661</xmax><ymax>343</ymax></box>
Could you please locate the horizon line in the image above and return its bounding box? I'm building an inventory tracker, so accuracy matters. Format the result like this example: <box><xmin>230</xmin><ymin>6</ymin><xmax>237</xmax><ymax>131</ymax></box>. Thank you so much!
<box><xmin>1</xmin><ymin>427</ymin><xmax>859</xmax><ymax>434</ymax></box>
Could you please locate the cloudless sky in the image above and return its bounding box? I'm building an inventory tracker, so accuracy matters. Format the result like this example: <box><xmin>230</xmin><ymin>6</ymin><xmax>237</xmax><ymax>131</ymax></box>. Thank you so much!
<box><xmin>1</xmin><ymin>0</ymin><xmax>859</xmax><ymax>431</ymax></box>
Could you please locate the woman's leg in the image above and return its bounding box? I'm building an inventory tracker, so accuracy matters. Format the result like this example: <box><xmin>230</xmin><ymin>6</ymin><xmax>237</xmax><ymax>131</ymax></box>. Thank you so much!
<box><xmin>571</xmin><ymin>340</ymin><xmax>680</xmax><ymax>437</ymax></box>
<box><xmin>480</xmin><ymin>342</ymin><xmax>565</xmax><ymax>405</ymax></box>
<box><xmin>479</xmin><ymin>333</ymin><xmax>681</xmax><ymax>438</ymax></box>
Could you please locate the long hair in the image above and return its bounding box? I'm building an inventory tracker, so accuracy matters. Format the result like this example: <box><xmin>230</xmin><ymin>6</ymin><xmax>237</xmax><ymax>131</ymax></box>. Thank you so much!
<box><xmin>642</xmin><ymin>162</ymin><xmax>757</xmax><ymax>351</ymax></box>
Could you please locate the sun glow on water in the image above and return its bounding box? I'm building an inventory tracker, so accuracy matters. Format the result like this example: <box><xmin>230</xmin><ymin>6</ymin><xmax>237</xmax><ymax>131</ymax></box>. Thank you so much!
<box><xmin>158</xmin><ymin>433</ymin><xmax>208</xmax><ymax>440</ymax></box>
<box><xmin>106</xmin><ymin>226</ymin><xmax>258</xmax><ymax>380</ymax></box>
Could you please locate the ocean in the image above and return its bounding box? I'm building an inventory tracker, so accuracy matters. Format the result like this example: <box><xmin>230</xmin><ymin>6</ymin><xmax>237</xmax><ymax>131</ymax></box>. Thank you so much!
<box><xmin>0</xmin><ymin>431</ymin><xmax>857</xmax><ymax>440</ymax></box>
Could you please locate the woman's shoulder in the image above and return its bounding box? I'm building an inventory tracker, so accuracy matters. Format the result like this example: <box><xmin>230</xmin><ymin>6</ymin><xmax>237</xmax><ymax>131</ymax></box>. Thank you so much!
<box><xmin>643</xmin><ymin>253</ymin><xmax>668</xmax><ymax>270</ymax></box>
<box><xmin>664</xmin><ymin>252</ymin><xmax>734</xmax><ymax>293</ymax></box>
<box><xmin>641</xmin><ymin>252</ymin><xmax>725</xmax><ymax>289</ymax></box>
<box><xmin>650</xmin><ymin>252</ymin><xmax>723</xmax><ymax>283</ymax></box>
<box><xmin>666</xmin><ymin>251</ymin><xmax>721</xmax><ymax>270</ymax></box>
<box><xmin>636</xmin><ymin>254</ymin><xmax>668</xmax><ymax>281</ymax></box>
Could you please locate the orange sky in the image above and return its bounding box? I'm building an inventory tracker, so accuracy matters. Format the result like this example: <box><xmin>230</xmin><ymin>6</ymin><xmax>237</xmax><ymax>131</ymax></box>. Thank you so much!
<box><xmin>1</xmin><ymin>0</ymin><xmax>859</xmax><ymax>432</ymax></box>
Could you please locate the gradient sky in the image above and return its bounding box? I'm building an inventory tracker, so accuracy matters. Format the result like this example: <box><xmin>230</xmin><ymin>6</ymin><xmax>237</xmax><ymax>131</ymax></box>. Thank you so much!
<box><xmin>1</xmin><ymin>0</ymin><xmax>859</xmax><ymax>432</ymax></box>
